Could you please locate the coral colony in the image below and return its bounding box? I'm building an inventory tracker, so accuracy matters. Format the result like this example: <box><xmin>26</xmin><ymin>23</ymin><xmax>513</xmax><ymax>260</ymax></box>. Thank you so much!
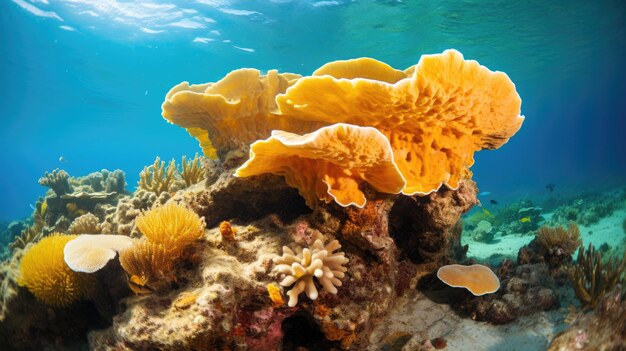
<box><xmin>1</xmin><ymin>50</ymin><xmax>625</xmax><ymax>350</ymax></box>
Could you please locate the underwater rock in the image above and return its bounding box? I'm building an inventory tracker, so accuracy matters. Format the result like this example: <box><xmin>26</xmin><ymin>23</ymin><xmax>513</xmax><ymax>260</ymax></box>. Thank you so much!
<box><xmin>471</xmin><ymin>220</ymin><xmax>494</xmax><ymax>243</ymax></box>
<box><xmin>82</xmin><ymin>172</ymin><xmax>478</xmax><ymax>350</ymax></box>
<box><xmin>172</xmin><ymin>168</ymin><xmax>311</xmax><ymax>228</ymax></box>
<box><xmin>548</xmin><ymin>286</ymin><xmax>626</xmax><ymax>351</ymax></box>
<box><xmin>389</xmin><ymin>179</ymin><xmax>478</xmax><ymax>267</ymax></box>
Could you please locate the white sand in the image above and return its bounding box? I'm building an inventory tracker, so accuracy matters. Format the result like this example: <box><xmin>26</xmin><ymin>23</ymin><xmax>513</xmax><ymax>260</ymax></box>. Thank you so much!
<box><xmin>368</xmin><ymin>289</ymin><xmax>571</xmax><ymax>351</ymax></box>
<box><xmin>578</xmin><ymin>208</ymin><xmax>626</xmax><ymax>251</ymax></box>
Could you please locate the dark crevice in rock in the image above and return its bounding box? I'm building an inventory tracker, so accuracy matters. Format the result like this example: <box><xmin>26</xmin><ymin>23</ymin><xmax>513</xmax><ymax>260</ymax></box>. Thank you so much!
<box><xmin>281</xmin><ymin>311</ymin><xmax>340</xmax><ymax>351</ymax></box>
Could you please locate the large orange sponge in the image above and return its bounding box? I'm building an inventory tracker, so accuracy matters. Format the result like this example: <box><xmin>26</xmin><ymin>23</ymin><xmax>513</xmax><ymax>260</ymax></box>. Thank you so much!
<box><xmin>235</xmin><ymin>123</ymin><xmax>406</xmax><ymax>208</ymax></box>
<box><xmin>277</xmin><ymin>49</ymin><xmax>524</xmax><ymax>195</ymax></box>
<box><xmin>161</xmin><ymin>69</ymin><xmax>312</xmax><ymax>158</ymax></box>
<box><xmin>18</xmin><ymin>234</ymin><xmax>95</xmax><ymax>307</ymax></box>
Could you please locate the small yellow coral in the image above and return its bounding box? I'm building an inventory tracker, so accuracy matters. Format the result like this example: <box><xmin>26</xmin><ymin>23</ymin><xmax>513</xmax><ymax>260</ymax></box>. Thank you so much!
<box><xmin>219</xmin><ymin>220</ymin><xmax>237</xmax><ymax>241</ymax></box>
<box><xmin>18</xmin><ymin>234</ymin><xmax>95</xmax><ymax>307</ymax></box>
<box><xmin>135</xmin><ymin>202</ymin><xmax>206</xmax><ymax>254</ymax></box>
<box><xmin>267</xmin><ymin>283</ymin><xmax>285</xmax><ymax>308</ymax></box>
<box><xmin>119</xmin><ymin>238</ymin><xmax>175</xmax><ymax>291</ymax></box>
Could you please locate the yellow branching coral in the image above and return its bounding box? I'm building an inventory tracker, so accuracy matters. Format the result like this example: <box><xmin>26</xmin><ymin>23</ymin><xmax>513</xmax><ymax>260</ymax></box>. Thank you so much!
<box><xmin>18</xmin><ymin>234</ymin><xmax>95</xmax><ymax>307</ymax></box>
<box><xmin>273</xmin><ymin>234</ymin><xmax>349</xmax><ymax>307</ymax></box>
<box><xmin>139</xmin><ymin>156</ymin><xmax>177</xmax><ymax>195</ymax></box>
<box><xmin>277</xmin><ymin>49</ymin><xmax>524</xmax><ymax>195</ymax></box>
<box><xmin>135</xmin><ymin>202</ymin><xmax>206</xmax><ymax>254</ymax></box>
<box><xmin>236</xmin><ymin>123</ymin><xmax>406</xmax><ymax>208</ymax></box>
<box><xmin>162</xmin><ymin>69</ymin><xmax>316</xmax><ymax>158</ymax></box>
<box><xmin>180</xmin><ymin>153</ymin><xmax>205</xmax><ymax>187</ymax></box>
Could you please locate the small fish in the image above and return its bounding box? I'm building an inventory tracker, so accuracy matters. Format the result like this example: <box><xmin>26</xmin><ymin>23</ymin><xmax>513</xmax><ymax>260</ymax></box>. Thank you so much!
<box><xmin>481</xmin><ymin>208</ymin><xmax>494</xmax><ymax>217</ymax></box>
<box><xmin>490</xmin><ymin>199</ymin><xmax>498</xmax><ymax>205</ymax></box>
<box><xmin>29</xmin><ymin>203</ymin><xmax>36</xmax><ymax>210</ymax></box>
<box><xmin>478</xmin><ymin>191</ymin><xmax>491</xmax><ymax>197</ymax></box>
<box><xmin>144</xmin><ymin>90</ymin><xmax>149</xmax><ymax>96</ymax></box>
<box><xmin>519</xmin><ymin>216</ymin><xmax>531</xmax><ymax>223</ymax></box>
<box><xmin>546</xmin><ymin>184</ymin><xmax>555</xmax><ymax>192</ymax></box>
<box><xmin>58</xmin><ymin>156</ymin><xmax>67</xmax><ymax>163</ymax></box>
<box><xmin>128</xmin><ymin>275</ymin><xmax>154</xmax><ymax>295</ymax></box>
<box><xmin>40</xmin><ymin>200</ymin><xmax>48</xmax><ymax>216</ymax></box>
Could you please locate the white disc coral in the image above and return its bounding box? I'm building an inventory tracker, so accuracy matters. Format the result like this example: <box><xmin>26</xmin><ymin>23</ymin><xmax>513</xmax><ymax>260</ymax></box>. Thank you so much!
<box><xmin>64</xmin><ymin>234</ymin><xmax>134</xmax><ymax>273</ymax></box>
<box><xmin>273</xmin><ymin>234</ymin><xmax>349</xmax><ymax>307</ymax></box>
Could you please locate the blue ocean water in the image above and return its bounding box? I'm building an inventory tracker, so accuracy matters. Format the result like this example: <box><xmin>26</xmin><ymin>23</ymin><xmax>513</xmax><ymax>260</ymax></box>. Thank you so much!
<box><xmin>1</xmin><ymin>0</ymin><xmax>625</xmax><ymax>221</ymax></box>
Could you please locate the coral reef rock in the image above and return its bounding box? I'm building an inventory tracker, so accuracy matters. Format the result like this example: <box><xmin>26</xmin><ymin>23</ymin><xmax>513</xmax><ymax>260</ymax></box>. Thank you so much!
<box><xmin>548</xmin><ymin>286</ymin><xmax>626</xmax><ymax>351</ymax></box>
<box><xmin>83</xmin><ymin>174</ymin><xmax>478</xmax><ymax>350</ymax></box>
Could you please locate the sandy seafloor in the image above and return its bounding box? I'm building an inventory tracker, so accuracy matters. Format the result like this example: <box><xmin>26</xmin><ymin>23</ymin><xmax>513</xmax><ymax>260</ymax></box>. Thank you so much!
<box><xmin>369</xmin><ymin>289</ymin><xmax>571</xmax><ymax>351</ymax></box>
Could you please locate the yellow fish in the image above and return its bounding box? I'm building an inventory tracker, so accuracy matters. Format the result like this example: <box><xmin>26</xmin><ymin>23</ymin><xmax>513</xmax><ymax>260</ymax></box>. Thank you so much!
<box><xmin>127</xmin><ymin>274</ymin><xmax>155</xmax><ymax>295</ymax></box>
<box><xmin>519</xmin><ymin>216</ymin><xmax>531</xmax><ymax>223</ymax></box>
<box><xmin>40</xmin><ymin>200</ymin><xmax>48</xmax><ymax>217</ymax></box>
<box><xmin>481</xmin><ymin>208</ymin><xmax>493</xmax><ymax>218</ymax></box>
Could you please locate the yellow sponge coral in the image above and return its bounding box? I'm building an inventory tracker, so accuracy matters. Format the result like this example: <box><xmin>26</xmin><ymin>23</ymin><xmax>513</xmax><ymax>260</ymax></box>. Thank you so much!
<box><xmin>162</xmin><ymin>50</ymin><xmax>523</xmax><ymax>202</ymax></box>
<box><xmin>162</xmin><ymin>69</ymin><xmax>312</xmax><ymax>158</ymax></box>
<box><xmin>18</xmin><ymin>234</ymin><xmax>95</xmax><ymax>307</ymax></box>
<box><xmin>135</xmin><ymin>202</ymin><xmax>206</xmax><ymax>254</ymax></box>
<box><xmin>277</xmin><ymin>49</ymin><xmax>524</xmax><ymax>195</ymax></box>
<box><xmin>235</xmin><ymin>123</ymin><xmax>406</xmax><ymax>208</ymax></box>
